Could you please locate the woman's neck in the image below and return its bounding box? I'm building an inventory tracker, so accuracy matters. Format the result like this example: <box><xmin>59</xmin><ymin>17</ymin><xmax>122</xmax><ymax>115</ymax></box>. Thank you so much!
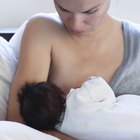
<box><xmin>72</xmin><ymin>15</ymin><xmax>117</xmax><ymax>42</ymax></box>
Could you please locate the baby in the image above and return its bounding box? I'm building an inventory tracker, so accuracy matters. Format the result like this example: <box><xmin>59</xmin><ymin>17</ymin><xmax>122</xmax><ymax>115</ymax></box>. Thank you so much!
<box><xmin>18</xmin><ymin>82</ymin><xmax>66</xmax><ymax>131</ymax></box>
<box><xmin>18</xmin><ymin>76</ymin><xmax>116</xmax><ymax>131</ymax></box>
<box><xmin>18</xmin><ymin>77</ymin><xmax>140</xmax><ymax>140</ymax></box>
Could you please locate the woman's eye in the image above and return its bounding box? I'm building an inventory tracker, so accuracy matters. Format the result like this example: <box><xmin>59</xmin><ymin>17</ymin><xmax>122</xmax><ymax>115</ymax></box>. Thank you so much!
<box><xmin>59</xmin><ymin>7</ymin><xmax>69</xmax><ymax>13</ymax></box>
<box><xmin>83</xmin><ymin>9</ymin><xmax>98</xmax><ymax>15</ymax></box>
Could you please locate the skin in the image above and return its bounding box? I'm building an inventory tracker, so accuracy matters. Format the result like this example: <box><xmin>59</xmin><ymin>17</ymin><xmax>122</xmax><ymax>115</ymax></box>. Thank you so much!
<box><xmin>7</xmin><ymin>0</ymin><xmax>124</xmax><ymax>139</ymax></box>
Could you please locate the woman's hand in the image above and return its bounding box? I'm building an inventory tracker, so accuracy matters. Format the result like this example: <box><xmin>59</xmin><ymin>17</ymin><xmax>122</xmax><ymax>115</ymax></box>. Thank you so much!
<box><xmin>46</xmin><ymin>130</ymin><xmax>76</xmax><ymax>140</ymax></box>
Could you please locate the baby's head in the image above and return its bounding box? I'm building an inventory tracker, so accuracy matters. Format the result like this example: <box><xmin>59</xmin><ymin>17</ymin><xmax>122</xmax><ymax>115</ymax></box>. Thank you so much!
<box><xmin>18</xmin><ymin>82</ymin><xmax>65</xmax><ymax>131</ymax></box>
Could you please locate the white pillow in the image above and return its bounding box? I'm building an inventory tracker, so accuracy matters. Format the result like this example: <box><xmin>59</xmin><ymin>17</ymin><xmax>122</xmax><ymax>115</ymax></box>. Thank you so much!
<box><xmin>9</xmin><ymin>21</ymin><xmax>27</xmax><ymax>60</ymax></box>
<box><xmin>0</xmin><ymin>121</ymin><xmax>60</xmax><ymax>140</ymax></box>
<box><xmin>0</xmin><ymin>37</ymin><xmax>17</xmax><ymax>120</ymax></box>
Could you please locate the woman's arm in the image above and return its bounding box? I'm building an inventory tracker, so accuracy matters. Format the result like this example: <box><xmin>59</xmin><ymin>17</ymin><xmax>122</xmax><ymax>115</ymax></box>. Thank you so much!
<box><xmin>47</xmin><ymin>130</ymin><xmax>76</xmax><ymax>140</ymax></box>
<box><xmin>7</xmin><ymin>16</ymin><xmax>52</xmax><ymax>122</ymax></box>
<box><xmin>6</xmin><ymin>15</ymin><xmax>76</xmax><ymax>140</ymax></box>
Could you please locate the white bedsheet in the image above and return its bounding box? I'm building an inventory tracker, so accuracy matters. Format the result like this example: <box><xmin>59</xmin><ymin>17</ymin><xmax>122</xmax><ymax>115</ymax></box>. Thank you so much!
<box><xmin>0</xmin><ymin>121</ymin><xmax>60</xmax><ymax>140</ymax></box>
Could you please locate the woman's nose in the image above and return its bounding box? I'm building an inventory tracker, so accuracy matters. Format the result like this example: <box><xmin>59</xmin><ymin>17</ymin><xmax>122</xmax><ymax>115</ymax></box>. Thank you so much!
<box><xmin>68</xmin><ymin>14</ymin><xmax>84</xmax><ymax>32</ymax></box>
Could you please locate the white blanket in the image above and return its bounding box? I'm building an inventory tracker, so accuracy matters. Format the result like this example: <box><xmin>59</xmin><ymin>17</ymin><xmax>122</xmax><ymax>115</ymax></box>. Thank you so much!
<box><xmin>59</xmin><ymin>76</ymin><xmax>140</xmax><ymax>140</ymax></box>
<box><xmin>0</xmin><ymin>121</ymin><xmax>60</xmax><ymax>140</ymax></box>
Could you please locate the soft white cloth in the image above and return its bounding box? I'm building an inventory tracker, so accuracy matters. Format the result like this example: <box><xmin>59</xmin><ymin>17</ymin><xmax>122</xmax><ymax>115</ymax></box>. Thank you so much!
<box><xmin>0</xmin><ymin>121</ymin><xmax>60</xmax><ymax>140</ymax></box>
<box><xmin>65</xmin><ymin>76</ymin><xmax>116</xmax><ymax>115</ymax></box>
<box><xmin>59</xmin><ymin>76</ymin><xmax>140</xmax><ymax>140</ymax></box>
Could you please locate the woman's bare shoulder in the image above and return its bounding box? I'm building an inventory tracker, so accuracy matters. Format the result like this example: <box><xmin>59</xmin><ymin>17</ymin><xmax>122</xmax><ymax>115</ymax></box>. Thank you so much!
<box><xmin>31</xmin><ymin>12</ymin><xmax>61</xmax><ymax>22</ymax></box>
<box><xmin>26</xmin><ymin>13</ymin><xmax>63</xmax><ymax>32</ymax></box>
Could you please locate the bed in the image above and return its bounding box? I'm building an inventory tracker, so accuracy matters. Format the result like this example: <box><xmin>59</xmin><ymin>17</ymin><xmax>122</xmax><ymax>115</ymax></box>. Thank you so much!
<box><xmin>1</xmin><ymin>13</ymin><xmax>140</xmax><ymax>140</ymax></box>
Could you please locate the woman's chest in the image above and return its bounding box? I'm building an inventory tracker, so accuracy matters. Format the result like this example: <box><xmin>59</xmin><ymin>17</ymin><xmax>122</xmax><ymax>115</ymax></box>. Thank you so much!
<box><xmin>49</xmin><ymin>44</ymin><xmax>123</xmax><ymax>94</ymax></box>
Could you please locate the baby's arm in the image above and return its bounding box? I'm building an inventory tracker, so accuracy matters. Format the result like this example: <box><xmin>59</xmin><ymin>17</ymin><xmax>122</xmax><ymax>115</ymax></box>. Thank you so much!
<box><xmin>84</xmin><ymin>76</ymin><xmax>116</xmax><ymax>103</ymax></box>
<box><xmin>67</xmin><ymin>76</ymin><xmax>116</xmax><ymax>105</ymax></box>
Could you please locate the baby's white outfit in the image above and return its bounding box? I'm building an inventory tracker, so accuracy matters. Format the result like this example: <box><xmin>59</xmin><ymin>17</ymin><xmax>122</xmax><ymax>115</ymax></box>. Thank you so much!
<box><xmin>64</xmin><ymin>76</ymin><xmax>116</xmax><ymax>114</ymax></box>
<box><xmin>57</xmin><ymin>76</ymin><xmax>140</xmax><ymax>140</ymax></box>
<box><xmin>58</xmin><ymin>76</ymin><xmax>116</xmax><ymax>138</ymax></box>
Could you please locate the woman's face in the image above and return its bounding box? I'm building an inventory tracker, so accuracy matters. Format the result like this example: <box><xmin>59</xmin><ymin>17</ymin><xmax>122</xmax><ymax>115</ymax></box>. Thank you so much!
<box><xmin>54</xmin><ymin>0</ymin><xmax>111</xmax><ymax>35</ymax></box>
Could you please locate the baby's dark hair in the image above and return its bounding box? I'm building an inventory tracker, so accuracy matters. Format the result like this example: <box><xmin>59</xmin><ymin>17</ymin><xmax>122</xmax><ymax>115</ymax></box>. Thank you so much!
<box><xmin>18</xmin><ymin>82</ymin><xmax>66</xmax><ymax>131</ymax></box>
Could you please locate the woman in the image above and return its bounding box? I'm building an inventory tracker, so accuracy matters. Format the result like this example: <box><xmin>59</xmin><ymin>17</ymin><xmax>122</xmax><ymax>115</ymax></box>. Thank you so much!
<box><xmin>7</xmin><ymin>0</ymin><xmax>140</xmax><ymax>139</ymax></box>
